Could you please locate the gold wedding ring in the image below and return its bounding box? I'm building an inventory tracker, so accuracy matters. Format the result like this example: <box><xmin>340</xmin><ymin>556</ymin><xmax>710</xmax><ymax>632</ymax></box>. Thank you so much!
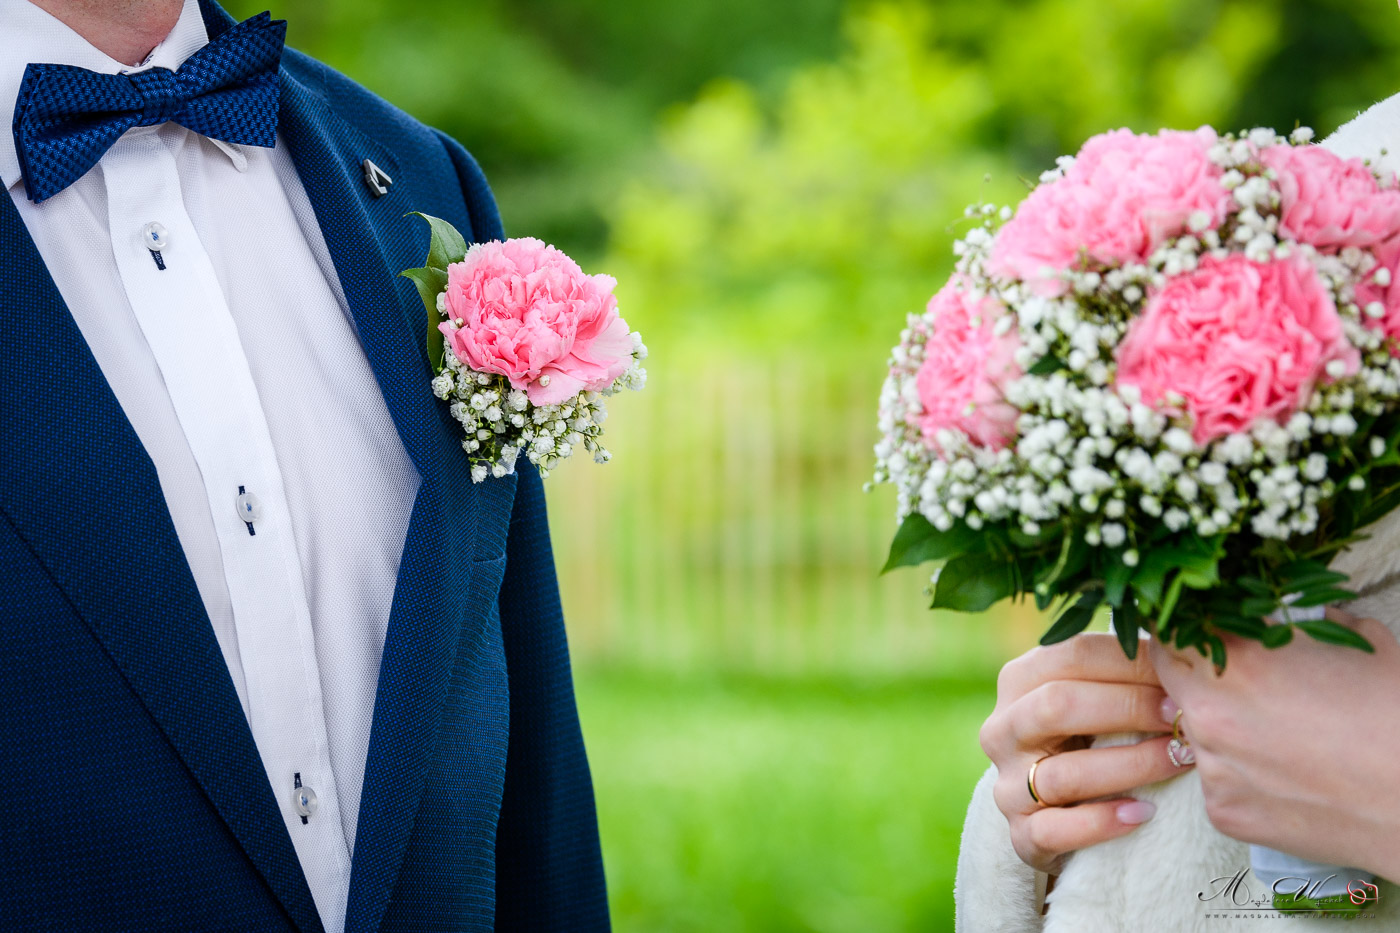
<box><xmin>1172</xmin><ymin>709</ymin><xmax>1189</xmax><ymax>747</ymax></box>
<box><xmin>1027</xmin><ymin>753</ymin><xmax>1053</xmax><ymax>807</ymax></box>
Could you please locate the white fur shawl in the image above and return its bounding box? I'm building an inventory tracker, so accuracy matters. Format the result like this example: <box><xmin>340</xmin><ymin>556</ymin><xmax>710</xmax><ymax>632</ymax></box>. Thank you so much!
<box><xmin>952</xmin><ymin>96</ymin><xmax>1400</xmax><ymax>932</ymax></box>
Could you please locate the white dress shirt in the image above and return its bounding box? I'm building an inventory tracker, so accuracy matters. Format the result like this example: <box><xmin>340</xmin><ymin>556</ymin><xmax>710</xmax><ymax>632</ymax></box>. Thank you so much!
<box><xmin>1</xmin><ymin>3</ymin><xmax>421</xmax><ymax>930</ymax></box>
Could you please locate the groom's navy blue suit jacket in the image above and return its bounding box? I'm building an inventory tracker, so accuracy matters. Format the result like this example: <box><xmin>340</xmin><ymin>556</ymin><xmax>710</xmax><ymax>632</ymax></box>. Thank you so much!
<box><xmin>0</xmin><ymin>3</ymin><xmax>609</xmax><ymax>930</ymax></box>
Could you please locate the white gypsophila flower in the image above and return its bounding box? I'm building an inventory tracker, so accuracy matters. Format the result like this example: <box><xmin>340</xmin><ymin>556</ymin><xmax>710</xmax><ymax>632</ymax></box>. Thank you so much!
<box><xmin>1162</xmin><ymin>428</ymin><xmax>1195</xmax><ymax>454</ymax></box>
<box><xmin>1198</xmin><ymin>462</ymin><xmax>1228</xmax><ymax>486</ymax></box>
<box><xmin>431</xmin><ymin>373</ymin><xmax>455</xmax><ymax>399</ymax></box>
<box><xmin>1162</xmin><ymin>508</ymin><xmax>1189</xmax><ymax>532</ymax></box>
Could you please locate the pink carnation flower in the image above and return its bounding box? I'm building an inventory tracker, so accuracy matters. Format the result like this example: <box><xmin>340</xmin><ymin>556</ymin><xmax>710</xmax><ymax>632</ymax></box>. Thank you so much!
<box><xmin>1116</xmin><ymin>254</ymin><xmax>1358</xmax><ymax>445</ymax></box>
<box><xmin>1261</xmin><ymin>144</ymin><xmax>1400</xmax><ymax>251</ymax></box>
<box><xmin>989</xmin><ymin>128</ymin><xmax>1229</xmax><ymax>293</ymax></box>
<box><xmin>442</xmin><ymin>238</ymin><xmax>634</xmax><ymax>406</ymax></box>
<box><xmin>915</xmin><ymin>283</ymin><xmax>1021</xmax><ymax>451</ymax></box>
<box><xmin>1355</xmin><ymin>237</ymin><xmax>1400</xmax><ymax>351</ymax></box>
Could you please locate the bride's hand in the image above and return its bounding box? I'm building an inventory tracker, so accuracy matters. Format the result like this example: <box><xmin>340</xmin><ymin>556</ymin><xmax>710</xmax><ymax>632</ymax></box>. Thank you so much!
<box><xmin>1149</xmin><ymin>610</ymin><xmax>1400</xmax><ymax>884</ymax></box>
<box><xmin>979</xmin><ymin>632</ymin><xmax>1191</xmax><ymax>874</ymax></box>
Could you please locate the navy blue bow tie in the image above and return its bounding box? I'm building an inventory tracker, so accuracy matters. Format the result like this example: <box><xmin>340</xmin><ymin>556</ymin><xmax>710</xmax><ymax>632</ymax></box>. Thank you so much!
<box><xmin>12</xmin><ymin>12</ymin><xmax>286</xmax><ymax>203</ymax></box>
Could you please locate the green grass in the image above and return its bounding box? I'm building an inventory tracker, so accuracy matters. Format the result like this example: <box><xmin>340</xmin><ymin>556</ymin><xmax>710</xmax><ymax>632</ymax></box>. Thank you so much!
<box><xmin>574</xmin><ymin>668</ymin><xmax>999</xmax><ymax>933</ymax></box>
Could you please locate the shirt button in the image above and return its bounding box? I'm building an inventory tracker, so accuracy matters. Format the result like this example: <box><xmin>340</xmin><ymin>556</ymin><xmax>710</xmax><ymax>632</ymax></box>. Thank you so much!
<box><xmin>235</xmin><ymin>489</ymin><xmax>262</xmax><ymax>524</ymax></box>
<box><xmin>141</xmin><ymin>221</ymin><xmax>171</xmax><ymax>252</ymax></box>
<box><xmin>294</xmin><ymin>784</ymin><xmax>319</xmax><ymax>819</ymax></box>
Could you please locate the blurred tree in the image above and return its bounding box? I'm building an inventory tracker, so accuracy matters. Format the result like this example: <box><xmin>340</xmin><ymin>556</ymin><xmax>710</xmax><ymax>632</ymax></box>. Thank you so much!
<box><xmin>225</xmin><ymin>0</ymin><xmax>844</xmax><ymax>254</ymax></box>
<box><xmin>606</xmin><ymin>0</ymin><xmax>1400</xmax><ymax>351</ymax></box>
<box><xmin>226</xmin><ymin>0</ymin><xmax>1400</xmax><ymax>272</ymax></box>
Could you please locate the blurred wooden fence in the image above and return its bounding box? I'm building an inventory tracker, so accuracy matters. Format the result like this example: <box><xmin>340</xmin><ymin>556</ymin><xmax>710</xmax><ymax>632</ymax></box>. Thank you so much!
<box><xmin>545</xmin><ymin>353</ymin><xmax>1046</xmax><ymax>676</ymax></box>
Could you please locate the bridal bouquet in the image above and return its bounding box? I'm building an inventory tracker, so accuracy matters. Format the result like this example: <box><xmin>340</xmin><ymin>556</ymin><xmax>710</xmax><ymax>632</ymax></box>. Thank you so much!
<box><xmin>403</xmin><ymin>214</ymin><xmax>647</xmax><ymax>482</ymax></box>
<box><xmin>873</xmin><ymin>126</ymin><xmax>1400</xmax><ymax>667</ymax></box>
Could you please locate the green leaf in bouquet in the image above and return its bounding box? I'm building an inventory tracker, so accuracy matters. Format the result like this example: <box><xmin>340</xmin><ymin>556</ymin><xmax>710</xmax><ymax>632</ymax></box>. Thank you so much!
<box><xmin>1040</xmin><ymin>590</ymin><xmax>1103</xmax><ymax>646</ymax></box>
<box><xmin>1296</xmin><ymin>619</ymin><xmax>1375</xmax><ymax>652</ymax></box>
<box><xmin>1027</xmin><ymin>355</ymin><xmax>1066</xmax><ymax>376</ymax></box>
<box><xmin>1103</xmin><ymin>554</ymin><xmax>1134</xmax><ymax>608</ymax></box>
<box><xmin>1356</xmin><ymin>479</ymin><xmax>1400</xmax><ymax>530</ymax></box>
<box><xmin>1035</xmin><ymin>531</ymin><xmax>1087</xmax><ymax>590</ymax></box>
<box><xmin>1207</xmin><ymin>635</ymin><xmax>1227</xmax><ymax>674</ymax></box>
<box><xmin>1281</xmin><ymin>569</ymin><xmax>1350</xmax><ymax>591</ymax></box>
<box><xmin>1275</xmin><ymin>558</ymin><xmax>1331</xmax><ymax>582</ymax></box>
<box><xmin>1237</xmin><ymin>576</ymin><xmax>1273</xmax><ymax>597</ymax></box>
<box><xmin>402</xmin><ymin>212</ymin><xmax>470</xmax><ymax>375</ymax></box>
<box><xmin>882</xmin><ymin>513</ymin><xmax>982</xmax><ymax>574</ymax></box>
<box><xmin>1158</xmin><ymin>573</ymin><xmax>1189</xmax><ymax>632</ymax></box>
<box><xmin>1372</xmin><ymin>431</ymin><xmax>1400</xmax><ymax>468</ymax></box>
<box><xmin>1157</xmin><ymin>559</ymin><xmax>1221</xmax><ymax>635</ymax></box>
<box><xmin>1260</xmin><ymin>623</ymin><xmax>1294</xmax><ymax>648</ymax></box>
<box><xmin>1286</xmin><ymin>587</ymin><xmax>1358</xmax><ymax>609</ymax></box>
<box><xmin>1296</xmin><ymin>533</ymin><xmax>1369</xmax><ymax>564</ymax></box>
<box><xmin>1008</xmin><ymin>523</ymin><xmax>1061</xmax><ymax>550</ymax></box>
<box><xmin>1238</xmin><ymin>596</ymin><xmax>1279</xmax><ymax>618</ymax></box>
<box><xmin>1207</xmin><ymin>614</ymin><xmax>1267</xmax><ymax>640</ymax></box>
<box><xmin>1132</xmin><ymin>538</ymin><xmax>1220</xmax><ymax>612</ymax></box>
<box><xmin>1113</xmin><ymin>596</ymin><xmax>1141</xmax><ymax>659</ymax></box>
<box><xmin>930</xmin><ymin>554</ymin><xmax>1015</xmax><ymax>612</ymax></box>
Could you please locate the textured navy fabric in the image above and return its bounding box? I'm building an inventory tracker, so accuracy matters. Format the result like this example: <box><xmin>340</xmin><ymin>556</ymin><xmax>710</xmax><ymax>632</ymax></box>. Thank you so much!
<box><xmin>0</xmin><ymin>1</ymin><xmax>609</xmax><ymax>930</ymax></box>
<box><xmin>12</xmin><ymin>11</ymin><xmax>285</xmax><ymax>202</ymax></box>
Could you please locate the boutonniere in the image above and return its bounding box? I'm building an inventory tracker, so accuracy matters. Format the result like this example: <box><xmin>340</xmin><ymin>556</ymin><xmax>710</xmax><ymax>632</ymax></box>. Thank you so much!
<box><xmin>402</xmin><ymin>214</ymin><xmax>647</xmax><ymax>482</ymax></box>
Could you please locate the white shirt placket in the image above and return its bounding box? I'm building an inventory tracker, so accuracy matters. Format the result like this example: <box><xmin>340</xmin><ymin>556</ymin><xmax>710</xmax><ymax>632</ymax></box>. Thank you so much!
<box><xmin>98</xmin><ymin>128</ymin><xmax>353</xmax><ymax>931</ymax></box>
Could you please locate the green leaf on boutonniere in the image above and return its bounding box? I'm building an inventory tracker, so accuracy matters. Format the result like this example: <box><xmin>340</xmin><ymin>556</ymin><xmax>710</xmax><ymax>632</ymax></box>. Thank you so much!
<box><xmin>881</xmin><ymin>513</ymin><xmax>982</xmax><ymax>574</ymax></box>
<box><xmin>930</xmin><ymin>554</ymin><xmax>1013</xmax><ymax>611</ymax></box>
<box><xmin>402</xmin><ymin>212</ymin><xmax>470</xmax><ymax>374</ymax></box>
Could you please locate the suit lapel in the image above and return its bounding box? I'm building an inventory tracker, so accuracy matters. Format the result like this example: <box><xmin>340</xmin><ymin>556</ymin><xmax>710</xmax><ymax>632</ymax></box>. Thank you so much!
<box><xmin>269</xmin><ymin>41</ymin><xmax>509</xmax><ymax>933</ymax></box>
<box><xmin>0</xmin><ymin>189</ymin><xmax>323</xmax><ymax>932</ymax></box>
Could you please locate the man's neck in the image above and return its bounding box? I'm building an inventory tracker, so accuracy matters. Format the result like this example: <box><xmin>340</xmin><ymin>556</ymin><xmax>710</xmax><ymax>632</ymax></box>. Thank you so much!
<box><xmin>25</xmin><ymin>0</ymin><xmax>184</xmax><ymax>67</ymax></box>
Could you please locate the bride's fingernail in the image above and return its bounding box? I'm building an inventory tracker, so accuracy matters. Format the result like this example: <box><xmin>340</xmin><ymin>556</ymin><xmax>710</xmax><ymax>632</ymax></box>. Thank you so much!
<box><xmin>1117</xmin><ymin>800</ymin><xmax>1157</xmax><ymax>825</ymax></box>
<box><xmin>1160</xmin><ymin>695</ymin><xmax>1181</xmax><ymax>726</ymax></box>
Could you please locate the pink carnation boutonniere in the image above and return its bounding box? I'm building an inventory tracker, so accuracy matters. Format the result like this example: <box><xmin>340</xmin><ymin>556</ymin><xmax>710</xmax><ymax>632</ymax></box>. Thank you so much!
<box><xmin>402</xmin><ymin>213</ymin><xmax>647</xmax><ymax>482</ymax></box>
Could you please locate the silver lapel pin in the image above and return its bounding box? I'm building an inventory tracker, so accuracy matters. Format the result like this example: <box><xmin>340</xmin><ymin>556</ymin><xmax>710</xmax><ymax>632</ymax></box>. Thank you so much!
<box><xmin>362</xmin><ymin>159</ymin><xmax>393</xmax><ymax>198</ymax></box>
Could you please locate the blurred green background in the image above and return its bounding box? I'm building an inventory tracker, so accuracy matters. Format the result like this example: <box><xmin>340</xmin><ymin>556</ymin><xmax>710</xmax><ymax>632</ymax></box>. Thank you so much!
<box><xmin>229</xmin><ymin>1</ymin><xmax>1400</xmax><ymax>928</ymax></box>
